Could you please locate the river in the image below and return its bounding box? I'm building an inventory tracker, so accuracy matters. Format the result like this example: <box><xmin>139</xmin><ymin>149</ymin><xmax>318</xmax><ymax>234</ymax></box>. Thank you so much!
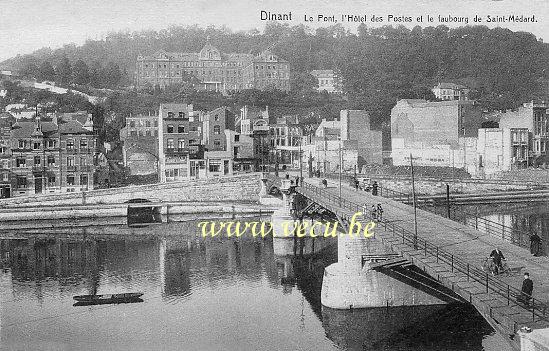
<box><xmin>0</xmin><ymin>218</ymin><xmax>511</xmax><ymax>350</ymax></box>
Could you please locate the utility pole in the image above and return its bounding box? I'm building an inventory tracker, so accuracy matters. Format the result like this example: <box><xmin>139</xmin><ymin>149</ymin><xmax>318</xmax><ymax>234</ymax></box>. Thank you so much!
<box><xmin>339</xmin><ymin>137</ymin><xmax>343</xmax><ymax>199</ymax></box>
<box><xmin>446</xmin><ymin>183</ymin><xmax>451</xmax><ymax>219</ymax></box>
<box><xmin>299</xmin><ymin>137</ymin><xmax>303</xmax><ymax>181</ymax></box>
<box><xmin>410</xmin><ymin>153</ymin><xmax>418</xmax><ymax>249</ymax></box>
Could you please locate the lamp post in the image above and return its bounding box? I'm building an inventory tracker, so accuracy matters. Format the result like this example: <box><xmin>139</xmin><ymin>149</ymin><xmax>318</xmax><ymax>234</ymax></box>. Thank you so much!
<box><xmin>410</xmin><ymin>153</ymin><xmax>419</xmax><ymax>249</ymax></box>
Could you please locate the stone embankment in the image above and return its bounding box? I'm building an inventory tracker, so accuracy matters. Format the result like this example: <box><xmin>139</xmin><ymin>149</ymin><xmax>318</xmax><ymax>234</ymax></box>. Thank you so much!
<box><xmin>0</xmin><ymin>173</ymin><xmax>278</xmax><ymax>223</ymax></box>
<box><xmin>0</xmin><ymin>173</ymin><xmax>262</xmax><ymax>208</ymax></box>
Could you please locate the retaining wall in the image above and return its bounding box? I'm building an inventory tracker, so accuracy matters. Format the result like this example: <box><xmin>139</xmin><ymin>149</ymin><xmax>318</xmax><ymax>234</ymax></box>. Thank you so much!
<box><xmin>0</xmin><ymin>173</ymin><xmax>263</xmax><ymax>208</ymax></box>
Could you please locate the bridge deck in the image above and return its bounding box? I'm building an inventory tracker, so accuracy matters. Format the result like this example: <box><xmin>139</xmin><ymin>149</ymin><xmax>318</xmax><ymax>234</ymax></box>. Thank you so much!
<box><xmin>298</xmin><ymin>177</ymin><xmax>549</xmax><ymax>338</ymax></box>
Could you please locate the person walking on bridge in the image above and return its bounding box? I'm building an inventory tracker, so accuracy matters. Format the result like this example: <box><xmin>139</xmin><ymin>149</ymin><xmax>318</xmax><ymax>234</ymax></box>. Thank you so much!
<box><xmin>489</xmin><ymin>248</ymin><xmax>505</xmax><ymax>275</ymax></box>
<box><xmin>371</xmin><ymin>205</ymin><xmax>378</xmax><ymax>222</ymax></box>
<box><xmin>530</xmin><ymin>233</ymin><xmax>542</xmax><ymax>256</ymax></box>
<box><xmin>520</xmin><ymin>272</ymin><xmax>534</xmax><ymax>306</ymax></box>
<box><xmin>376</xmin><ymin>204</ymin><xmax>383</xmax><ymax>221</ymax></box>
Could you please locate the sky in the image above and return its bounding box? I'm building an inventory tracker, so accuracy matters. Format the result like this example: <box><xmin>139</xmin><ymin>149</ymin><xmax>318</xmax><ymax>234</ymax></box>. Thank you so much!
<box><xmin>0</xmin><ymin>0</ymin><xmax>547</xmax><ymax>62</ymax></box>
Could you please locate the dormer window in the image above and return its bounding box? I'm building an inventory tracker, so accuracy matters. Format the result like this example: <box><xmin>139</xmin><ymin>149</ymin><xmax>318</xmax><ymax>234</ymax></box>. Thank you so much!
<box><xmin>178</xmin><ymin>112</ymin><xmax>185</xmax><ymax>118</ymax></box>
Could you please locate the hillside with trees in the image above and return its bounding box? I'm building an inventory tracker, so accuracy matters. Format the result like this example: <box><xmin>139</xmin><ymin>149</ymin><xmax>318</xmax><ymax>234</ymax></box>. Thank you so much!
<box><xmin>2</xmin><ymin>23</ymin><xmax>548</xmax><ymax>129</ymax></box>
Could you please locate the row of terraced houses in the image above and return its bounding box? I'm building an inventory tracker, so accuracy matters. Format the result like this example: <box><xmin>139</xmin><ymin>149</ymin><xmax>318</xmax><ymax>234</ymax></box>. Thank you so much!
<box><xmin>0</xmin><ymin>112</ymin><xmax>97</xmax><ymax>198</ymax></box>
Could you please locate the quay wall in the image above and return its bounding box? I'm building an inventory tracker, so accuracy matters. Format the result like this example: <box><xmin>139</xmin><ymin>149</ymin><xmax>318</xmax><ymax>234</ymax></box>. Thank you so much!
<box><xmin>373</xmin><ymin>177</ymin><xmax>542</xmax><ymax>195</ymax></box>
<box><xmin>0</xmin><ymin>173</ymin><xmax>263</xmax><ymax>208</ymax></box>
<box><xmin>0</xmin><ymin>202</ymin><xmax>276</xmax><ymax>225</ymax></box>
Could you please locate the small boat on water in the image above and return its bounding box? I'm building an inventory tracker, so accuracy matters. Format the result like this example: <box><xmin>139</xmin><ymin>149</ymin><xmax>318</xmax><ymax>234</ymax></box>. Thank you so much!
<box><xmin>73</xmin><ymin>292</ymin><xmax>144</xmax><ymax>303</ymax></box>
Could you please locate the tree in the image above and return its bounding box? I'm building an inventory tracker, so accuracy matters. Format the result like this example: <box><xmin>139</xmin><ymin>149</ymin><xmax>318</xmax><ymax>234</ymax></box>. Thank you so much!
<box><xmin>55</xmin><ymin>56</ymin><xmax>72</xmax><ymax>85</ymax></box>
<box><xmin>37</xmin><ymin>61</ymin><xmax>55</xmax><ymax>82</ymax></box>
<box><xmin>103</xmin><ymin>62</ymin><xmax>122</xmax><ymax>88</ymax></box>
<box><xmin>72</xmin><ymin>59</ymin><xmax>90</xmax><ymax>85</ymax></box>
<box><xmin>20</xmin><ymin>62</ymin><xmax>39</xmax><ymax>79</ymax></box>
<box><xmin>89</xmin><ymin>61</ymin><xmax>104</xmax><ymax>88</ymax></box>
<box><xmin>290</xmin><ymin>71</ymin><xmax>318</xmax><ymax>94</ymax></box>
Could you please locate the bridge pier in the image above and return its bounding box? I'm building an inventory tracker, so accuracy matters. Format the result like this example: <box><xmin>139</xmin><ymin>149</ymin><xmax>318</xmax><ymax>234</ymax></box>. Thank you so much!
<box><xmin>271</xmin><ymin>179</ymin><xmax>297</xmax><ymax>239</ymax></box>
<box><xmin>519</xmin><ymin>328</ymin><xmax>549</xmax><ymax>351</ymax></box>
<box><xmin>321</xmin><ymin>230</ymin><xmax>455</xmax><ymax>309</ymax></box>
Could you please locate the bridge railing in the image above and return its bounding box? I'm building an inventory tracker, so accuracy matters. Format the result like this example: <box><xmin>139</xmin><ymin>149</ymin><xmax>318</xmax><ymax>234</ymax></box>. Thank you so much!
<box><xmin>312</xmin><ymin>174</ymin><xmax>535</xmax><ymax>250</ymax></box>
<box><xmin>297</xmin><ymin>182</ymin><xmax>547</xmax><ymax>323</ymax></box>
<box><xmin>379</xmin><ymin>184</ymin><xmax>535</xmax><ymax>251</ymax></box>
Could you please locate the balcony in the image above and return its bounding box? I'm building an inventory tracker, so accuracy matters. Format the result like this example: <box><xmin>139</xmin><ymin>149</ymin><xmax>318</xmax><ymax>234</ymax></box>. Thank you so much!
<box><xmin>80</xmin><ymin>165</ymin><xmax>94</xmax><ymax>172</ymax></box>
<box><xmin>165</xmin><ymin>148</ymin><xmax>189</xmax><ymax>155</ymax></box>
<box><xmin>12</xmin><ymin>147</ymin><xmax>32</xmax><ymax>152</ymax></box>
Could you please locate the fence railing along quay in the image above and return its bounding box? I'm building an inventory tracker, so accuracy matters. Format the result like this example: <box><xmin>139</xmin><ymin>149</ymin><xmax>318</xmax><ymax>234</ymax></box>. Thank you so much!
<box><xmin>378</xmin><ymin>185</ymin><xmax>535</xmax><ymax>251</ymax></box>
<box><xmin>296</xmin><ymin>182</ymin><xmax>548</xmax><ymax>323</ymax></box>
<box><xmin>318</xmin><ymin>171</ymin><xmax>549</xmax><ymax>187</ymax></box>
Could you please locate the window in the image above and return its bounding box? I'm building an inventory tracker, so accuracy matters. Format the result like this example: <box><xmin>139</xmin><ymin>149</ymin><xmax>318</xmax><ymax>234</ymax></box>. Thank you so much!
<box><xmin>179</xmin><ymin>112</ymin><xmax>185</xmax><ymax>118</ymax></box>
<box><xmin>2</xmin><ymin>173</ymin><xmax>8</xmax><ymax>181</ymax></box>
<box><xmin>130</xmin><ymin>121</ymin><xmax>136</xmax><ymax>128</ymax></box>
<box><xmin>145</xmin><ymin>121</ymin><xmax>151</xmax><ymax>128</ymax></box>
<box><xmin>80</xmin><ymin>174</ymin><xmax>88</xmax><ymax>187</ymax></box>
<box><xmin>67</xmin><ymin>157</ymin><xmax>74</xmax><ymax>167</ymax></box>
<box><xmin>167</xmin><ymin>125</ymin><xmax>174</xmax><ymax>133</ymax></box>
<box><xmin>16</xmin><ymin>157</ymin><xmax>26</xmax><ymax>168</ymax></box>
<box><xmin>66</xmin><ymin>175</ymin><xmax>75</xmax><ymax>186</ymax></box>
<box><xmin>131</xmin><ymin>131</ymin><xmax>137</xmax><ymax>136</ymax></box>
<box><xmin>190</xmin><ymin>126</ymin><xmax>198</xmax><ymax>132</ymax></box>
<box><xmin>18</xmin><ymin>140</ymin><xmax>25</xmax><ymax>149</ymax></box>
<box><xmin>154</xmin><ymin>120</ymin><xmax>158</xmax><ymax>127</ymax></box>
<box><xmin>48</xmin><ymin>176</ymin><xmax>56</xmax><ymax>187</ymax></box>
<box><xmin>214</xmin><ymin>140</ymin><xmax>221</xmax><ymax>147</ymax></box>
<box><xmin>145</xmin><ymin>130</ymin><xmax>151</xmax><ymax>136</ymax></box>
<box><xmin>178</xmin><ymin>139</ymin><xmax>185</xmax><ymax>149</ymax></box>
<box><xmin>167</xmin><ymin>112</ymin><xmax>174</xmax><ymax>118</ymax></box>
<box><xmin>34</xmin><ymin>156</ymin><xmax>41</xmax><ymax>166</ymax></box>
<box><xmin>66</xmin><ymin>139</ymin><xmax>74</xmax><ymax>149</ymax></box>
<box><xmin>209</xmin><ymin>160</ymin><xmax>221</xmax><ymax>172</ymax></box>
<box><xmin>47</xmin><ymin>140</ymin><xmax>56</xmax><ymax>148</ymax></box>
<box><xmin>16</xmin><ymin>176</ymin><xmax>27</xmax><ymax>189</ymax></box>
<box><xmin>80</xmin><ymin>139</ymin><xmax>88</xmax><ymax>148</ymax></box>
<box><xmin>33</xmin><ymin>142</ymin><xmax>40</xmax><ymax>150</ymax></box>
<box><xmin>80</xmin><ymin>157</ymin><xmax>87</xmax><ymax>166</ymax></box>
<box><xmin>214</xmin><ymin>125</ymin><xmax>221</xmax><ymax>135</ymax></box>
<box><xmin>47</xmin><ymin>155</ymin><xmax>55</xmax><ymax>166</ymax></box>
<box><xmin>167</xmin><ymin>139</ymin><xmax>174</xmax><ymax>149</ymax></box>
<box><xmin>178</xmin><ymin>125</ymin><xmax>185</xmax><ymax>133</ymax></box>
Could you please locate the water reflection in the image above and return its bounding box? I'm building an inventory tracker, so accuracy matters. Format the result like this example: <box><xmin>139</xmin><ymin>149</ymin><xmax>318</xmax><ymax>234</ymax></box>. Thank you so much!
<box><xmin>431</xmin><ymin>203</ymin><xmax>549</xmax><ymax>256</ymax></box>
<box><xmin>0</xmin><ymin>219</ymin><xmax>505</xmax><ymax>351</ymax></box>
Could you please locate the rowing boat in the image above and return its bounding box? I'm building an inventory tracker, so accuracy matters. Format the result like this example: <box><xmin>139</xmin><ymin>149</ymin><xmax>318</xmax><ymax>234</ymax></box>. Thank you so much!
<box><xmin>73</xmin><ymin>292</ymin><xmax>143</xmax><ymax>302</ymax></box>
